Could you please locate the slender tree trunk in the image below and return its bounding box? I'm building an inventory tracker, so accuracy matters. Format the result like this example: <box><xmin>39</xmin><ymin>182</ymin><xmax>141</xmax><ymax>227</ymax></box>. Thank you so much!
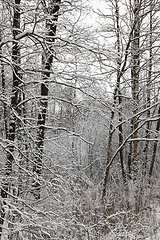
<box><xmin>71</xmin><ymin>59</ymin><xmax>77</xmax><ymax>162</ymax></box>
<box><xmin>102</xmin><ymin>117</ymin><xmax>114</xmax><ymax>199</ymax></box>
<box><xmin>149</xmin><ymin>105</ymin><xmax>160</xmax><ymax>184</ymax></box>
<box><xmin>127</xmin><ymin>1</ymin><xmax>134</xmax><ymax>179</ymax></box>
<box><xmin>131</xmin><ymin>0</ymin><xmax>140</xmax><ymax>180</ymax></box>
<box><xmin>116</xmin><ymin>0</ymin><xmax>126</xmax><ymax>184</ymax></box>
<box><xmin>0</xmin><ymin>26</ymin><xmax>8</xmax><ymax>239</ymax></box>
<box><xmin>128</xmin><ymin>119</ymin><xmax>133</xmax><ymax>178</ymax></box>
<box><xmin>0</xmin><ymin>32</ymin><xmax>8</xmax><ymax>139</ymax></box>
<box><xmin>143</xmin><ymin>0</ymin><xmax>152</xmax><ymax>176</ymax></box>
<box><xmin>131</xmin><ymin>0</ymin><xmax>140</xmax><ymax>213</ymax></box>
<box><xmin>102</xmin><ymin>0</ymin><xmax>126</xmax><ymax>199</ymax></box>
<box><xmin>0</xmin><ymin>0</ymin><xmax>21</xmax><ymax>237</ymax></box>
<box><xmin>32</xmin><ymin>0</ymin><xmax>61</xmax><ymax>199</ymax></box>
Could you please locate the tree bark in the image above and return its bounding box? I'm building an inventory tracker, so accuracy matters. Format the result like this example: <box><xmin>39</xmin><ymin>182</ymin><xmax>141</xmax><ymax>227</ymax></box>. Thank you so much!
<box><xmin>0</xmin><ymin>31</ymin><xmax>8</xmax><ymax>139</ymax></box>
<box><xmin>102</xmin><ymin>0</ymin><xmax>126</xmax><ymax>199</ymax></box>
<box><xmin>32</xmin><ymin>0</ymin><xmax>61</xmax><ymax>200</ymax></box>
<box><xmin>0</xmin><ymin>0</ymin><xmax>21</xmax><ymax>237</ymax></box>
<box><xmin>142</xmin><ymin>0</ymin><xmax>152</xmax><ymax>177</ymax></box>
<box><xmin>131</xmin><ymin>0</ymin><xmax>140</xmax><ymax>180</ymax></box>
<box><xmin>149</xmin><ymin>105</ymin><xmax>160</xmax><ymax>184</ymax></box>
<box><xmin>131</xmin><ymin>0</ymin><xmax>140</xmax><ymax>214</ymax></box>
<box><xmin>115</xmin><ymin>0</ymin><xmax>126</xmax><ymax>185</ymax></box>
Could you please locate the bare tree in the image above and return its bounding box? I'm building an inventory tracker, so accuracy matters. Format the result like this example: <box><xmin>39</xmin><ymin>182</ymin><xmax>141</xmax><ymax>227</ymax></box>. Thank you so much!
<box><xmin>0</xmin><ymin>0</ymin><xmax>21</xmax><ymax>236</ymax></box>
<box><xmin>149</xmin><ymin>105</ymin><xmax>160</xmax><ymax>183</ymax></box>
<box><xmin>131</xmin><ymin>0</ymin><xmax>140</xmax><ymax>181</ymax></box>
<box><xmin>32</xmin><ymin>0</ymin><xmax>61</xmax><ymax>199</ymax></box>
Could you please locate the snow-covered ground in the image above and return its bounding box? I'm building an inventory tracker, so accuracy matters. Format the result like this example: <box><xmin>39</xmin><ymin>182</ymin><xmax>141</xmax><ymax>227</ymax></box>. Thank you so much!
<box><xmin>145</xmin><ymin>206</ymin><xmax>160</xmax><ymax>240</ymax></box>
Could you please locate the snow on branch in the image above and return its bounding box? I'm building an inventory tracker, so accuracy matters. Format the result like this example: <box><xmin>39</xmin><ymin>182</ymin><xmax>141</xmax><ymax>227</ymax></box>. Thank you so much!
<box><xmin>0</xmin><ymin>30</ymin><xmax>32</xmax><ymax>48</ymax></box>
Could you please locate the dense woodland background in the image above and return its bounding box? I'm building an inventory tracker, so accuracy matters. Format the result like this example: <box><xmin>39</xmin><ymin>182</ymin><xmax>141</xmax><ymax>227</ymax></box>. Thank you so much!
<box><xmin>0</xmin><ymin>0</ymin><xmax>160</xmax><ymax>239</ymax></box>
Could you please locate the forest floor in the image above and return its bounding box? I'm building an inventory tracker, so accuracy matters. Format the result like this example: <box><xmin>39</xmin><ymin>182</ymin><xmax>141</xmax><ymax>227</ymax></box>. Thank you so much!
<box><xmin>146</xmin><ymin>205</ymin><xmax>160</xmax><ymax>240</ymax></box>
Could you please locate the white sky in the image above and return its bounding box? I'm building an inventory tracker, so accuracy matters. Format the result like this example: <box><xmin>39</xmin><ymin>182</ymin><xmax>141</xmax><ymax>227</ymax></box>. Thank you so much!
<box><xmin>81</xmin><ymin>0</ymin><xmax>108</xmax><ymax>27</ymax></box>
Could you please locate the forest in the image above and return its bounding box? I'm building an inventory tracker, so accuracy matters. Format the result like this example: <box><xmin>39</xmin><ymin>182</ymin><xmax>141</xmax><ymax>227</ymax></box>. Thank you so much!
<box><xmin>0</xmin><ymin>0</ymin><xmax>160</xmax><ymax>239</ymax></box>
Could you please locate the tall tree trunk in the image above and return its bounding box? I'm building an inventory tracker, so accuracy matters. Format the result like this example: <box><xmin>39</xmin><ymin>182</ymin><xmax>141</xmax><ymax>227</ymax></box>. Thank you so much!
<box><xmin>142</xmin><ymin>0</ymin><xmax>152</xmax><ymax>177</ymax></box>
<box><xmin>0</xmin><ymin>31</ymin><xmax>8</xmax><ymax>139</ymax></box>
<box><xmin>71</xmin><ymin>58</ymin><xmax>77</xmax><ymax>162</ymax></box>
<box><xmin>131</xmin><ymin>0</ymin><xmax>140</xmax><ymax>213</ymax></box>
<box><xmin>115</xmin><ymin>0</ymin><xmax>126</xmax><ymax>185</ymax></box>
<box><xmin>131</xmin><ymin>0</ymin><xmax>140</xmax><ymax>180</ymax></box>
<box><xmin>128</xmin><ymin>119</ymin><xmax>133</xmax><ymax>178</ymax></box>
<box><xmin>102</xmin><ymin>115</ymin><xmax>114</xmax><ymax>199</ymax></box>
<box><xmin>149</xmin><ymin>105</ymin><xmax>160</xmax><ymax>184</ymax></box>
<box><xmin>32</xmin><ymin>0</ymin><xmax>61</xmax><ymax>200</ymax></box>
<box><xmin>0</xmin><ymin>25</ymin><xmax>8</xmax><ymax>239</ymax></box>
<box><xmin>0</xmin><ymin>0</ymin><xmax>21</xmax><ymax>237</ymax></box>
<box><xmin>102</xmin><ymin>0</ymin><xmax>126</xmax><ymax>199</ymax></box>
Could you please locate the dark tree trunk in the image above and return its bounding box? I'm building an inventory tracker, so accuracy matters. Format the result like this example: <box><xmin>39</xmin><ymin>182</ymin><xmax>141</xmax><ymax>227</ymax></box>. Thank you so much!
<box><xmin>128</xmin><ymin>119</ymin><xmax>133</xmax><ymax>179</ymax></box>
<box><xmin>131</xmin><ymin>0</ymin><xmax>140</xmax><ymax>213</ymax></box>
<box><xmin>115</xmin><ymin>0</ymin><xmax>126</xmax><ymax>184</ymax></box>
<box><xmin>149</xmin><ymin>105</ymin><xmax>160</xmax><ymax>184</ymax></box>
<box><xmin>102</xmin><ymin>0</ymin><xmax>126</xmax><ymax>199</ymax></box>
<box><xmin>0</xmin><ymin>31</ymin><xmax>8</xmax><ymax>139</ymax></box>
<box><xmin>131</xmin><ymin>0</ymin><xmax>140</xmax><ymax>180</ymax></box>
<box><xmin>143</xmin><ymin>0</ymin><xmax>152</xmax><ymax>177</ymax></box>
<box><xmin>32</xmin><ymin>0</ymin><xmax>61</xmax><ymax>200</ymax></box>
<box><xmin>0</xmin><ymin>0</ymin><xmax>21</xmax><ymax>237</ymax></box>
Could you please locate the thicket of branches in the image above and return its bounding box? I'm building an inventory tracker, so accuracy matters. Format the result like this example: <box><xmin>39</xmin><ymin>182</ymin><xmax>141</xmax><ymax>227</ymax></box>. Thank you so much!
<box><xmin>0</xmin><ymin>0</ymin><xmax>160</xmax><ymax>239</ymax></box>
